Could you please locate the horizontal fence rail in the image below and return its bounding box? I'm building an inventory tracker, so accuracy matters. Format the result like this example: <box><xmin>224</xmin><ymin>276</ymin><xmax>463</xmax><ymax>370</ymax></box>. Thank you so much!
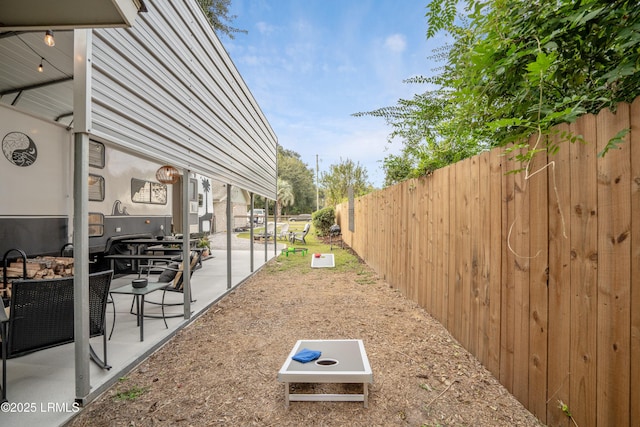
<box><xmin>337</xmin><ymin>98</ymin><xmax>640</xmax><ymax>427</ymax></box>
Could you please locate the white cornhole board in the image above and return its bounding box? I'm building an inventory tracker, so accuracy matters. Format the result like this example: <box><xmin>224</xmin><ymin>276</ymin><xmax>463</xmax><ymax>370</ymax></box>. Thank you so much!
<box><xmin>278</xmin><ymin>339</ymin><xmax>373</xmax><ymax>408</ymax></box>
<box><xmin>311</xmin><ymin>253</ymin><xmax>335</xmax><ymax>268</ymax></box>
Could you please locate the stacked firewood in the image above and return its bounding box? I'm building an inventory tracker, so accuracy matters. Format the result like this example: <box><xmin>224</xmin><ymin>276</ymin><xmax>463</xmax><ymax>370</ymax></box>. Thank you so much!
<box><xmin>2</xmin><ymin>256</ymin><xmax>74</xmax><ymax>281</ymax></box>
<box><xmin>1</xmin><ymin>257</ymin><xmax>74</xmax><ymax>300</ymax></box>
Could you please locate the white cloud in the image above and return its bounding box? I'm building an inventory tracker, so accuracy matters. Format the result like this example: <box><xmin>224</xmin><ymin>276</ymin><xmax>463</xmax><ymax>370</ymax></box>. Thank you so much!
<box><xmin>384</xmin><ymin>34</ymin><xmax>407</xmax><ymax>53</ymax></box>
<box><xmin>255</xmin><ymin>21</ymin><xmax>275</xmax><ymax>35</ymax></box>
<box><xmin>240</xmin><ymin>55</ymin><xmax>260</xmax><ymax>66</ymax></box>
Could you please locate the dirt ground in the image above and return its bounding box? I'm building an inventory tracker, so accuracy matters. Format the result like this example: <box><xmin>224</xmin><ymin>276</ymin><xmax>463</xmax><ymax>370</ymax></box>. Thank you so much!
<box><xmin>69</xmin><ymin>246</ymin><xmax>544</xmax><ymax>427</ymax></box>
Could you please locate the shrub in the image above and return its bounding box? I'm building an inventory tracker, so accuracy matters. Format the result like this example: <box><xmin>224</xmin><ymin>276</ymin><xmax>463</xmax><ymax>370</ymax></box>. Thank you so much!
<box><xmin>312</xmin><ymin>207</ymin><xmax>335</xmax><ymax>236</ymax></box>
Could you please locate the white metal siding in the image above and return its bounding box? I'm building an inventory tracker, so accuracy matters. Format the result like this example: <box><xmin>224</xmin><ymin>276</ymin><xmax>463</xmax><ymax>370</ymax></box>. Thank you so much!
<box><xmin>0</xmin><ymin>105</ymin><xmax>72</xmax><ymax>216</ymax></box>
<box><xmin>89</xmin><ymin>0</ymin><xmax>277</xmax><ymax>199</ymax></box>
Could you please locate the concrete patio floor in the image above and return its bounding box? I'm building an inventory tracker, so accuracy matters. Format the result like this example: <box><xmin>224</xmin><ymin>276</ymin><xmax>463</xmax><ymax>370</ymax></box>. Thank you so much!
<box><xmin>1</xmin><ymin>233</ymin><xmax>283</xmax><ymax>426</ymax></box>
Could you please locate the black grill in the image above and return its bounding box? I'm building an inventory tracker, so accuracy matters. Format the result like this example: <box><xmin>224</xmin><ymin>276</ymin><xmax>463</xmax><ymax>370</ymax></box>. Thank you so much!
<box><xmin>329</xmin><ymin>224</ymin><xmax>342</xmax><ymax>250</ymax></box>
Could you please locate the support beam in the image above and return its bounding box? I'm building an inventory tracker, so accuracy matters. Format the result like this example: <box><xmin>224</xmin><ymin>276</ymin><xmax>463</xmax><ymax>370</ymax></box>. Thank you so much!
<box><xmin>226</xmin><ymin>184</ymin><xmax>232</xmax><ymax>289</ymax></box>
<box><xmin>73</xmin><ymin>28</ymin><xmax>91</xmax><ymax>405</ymax></box>
<box><xmin>273</xmin><ymin>199</ymin><xmax>278</xmax><ymax>257</ymax></box>
<box><xmin>264</xmin><ymin>198</ymin><xmax>268</xmax><ymax>263</ymax></box>
<box><xmin>0</xmin><ymin>77</ymin><xmax>74</xmax><ymax>96</ymax></box>
<box><xmin>249</xmin><ymin>193</ymin><xmax>254</xmax><ymax>272</ymax></box>
<box><xmin>182</xmin><ymin>168</ymin><xmax>191</xmax><ymax>319</ymax></box>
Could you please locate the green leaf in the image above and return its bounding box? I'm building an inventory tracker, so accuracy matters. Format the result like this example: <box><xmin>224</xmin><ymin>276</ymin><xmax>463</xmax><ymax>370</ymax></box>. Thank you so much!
<box><xmin>597</xmin><ymin>128</ymin><xmax>630</xmax><ymax>158</ymax></box>
<box><xmin>487</xmin><ymin>117</ymin><xmax>526</xmax><ymax>130</ymax></box>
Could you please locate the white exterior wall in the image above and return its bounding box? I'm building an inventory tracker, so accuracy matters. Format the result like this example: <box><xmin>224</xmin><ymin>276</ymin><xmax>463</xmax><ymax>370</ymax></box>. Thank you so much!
<box><xmin>96</xmin><ymin>143</ymin><xmax>173</xmax><ymax>217</ymax></box>
<box><xmin>89</xmin><ymin>0</ymin><xmax>277</xmax><ymax>200</ymax></box>
<box><xmin>0</xmin><ymin>105</ymin><xmax>72</xmax><ymax>217</ymax></box>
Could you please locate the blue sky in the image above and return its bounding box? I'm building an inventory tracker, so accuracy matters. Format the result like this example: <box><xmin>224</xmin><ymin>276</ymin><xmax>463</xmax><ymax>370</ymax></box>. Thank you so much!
<box><xmin>223</xmin><ymin>1</ymin><xmax>442</xmax><ymax>188</ymax></box>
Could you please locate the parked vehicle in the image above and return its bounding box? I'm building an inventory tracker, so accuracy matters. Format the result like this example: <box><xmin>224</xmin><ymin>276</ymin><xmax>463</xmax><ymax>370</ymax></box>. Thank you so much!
<box><xmin>247</xmin><ymin>208</ymin><xmax>266</xmax><ymax>224</ymax></box>
<box><xmin>289</xmin><ymin>213</ymin><xmax>312</xmax><ymax>222</ymax></box>
<box><xmin>0</xmin><ymin>105</ymin><xmax>210</xmax><ymax>266</ymax></box>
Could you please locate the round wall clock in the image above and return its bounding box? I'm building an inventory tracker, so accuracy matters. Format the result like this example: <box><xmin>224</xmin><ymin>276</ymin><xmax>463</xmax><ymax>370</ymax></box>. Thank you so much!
<box><xmin>2</xmin><ymin>131</ymin><xmax>38</xmax><ymax>167</ymax></box>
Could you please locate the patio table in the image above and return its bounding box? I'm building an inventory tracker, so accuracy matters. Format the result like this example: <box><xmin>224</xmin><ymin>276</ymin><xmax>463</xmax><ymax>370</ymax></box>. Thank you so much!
<box><xmin>104</xmin><ymin>254</ymin><xmax>181</xmax><ymax>277</ymax></box>
<box><xmin>109</xmin><ymin>281</ymin><xmax>170</xmax><ymax>341</ymax></box>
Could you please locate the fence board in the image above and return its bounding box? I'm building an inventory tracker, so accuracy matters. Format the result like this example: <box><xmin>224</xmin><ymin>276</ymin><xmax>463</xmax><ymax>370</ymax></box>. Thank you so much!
<box><xmin>460</xmin><ymin>158</ymin><xmax>472</xmax><ymax>349</ymax></box>
<box><xmin>422</xmin><ymin>177</ymin><xmax>432</xmax><ymax>311</ymax></box>
<box><xmin>439</xmin><ymin>166</ymin><xmax>451</xmax><ymax>325</ymax></box>
<box><xmin>513</xmin><ymin>144</ymin><xmax>531</xmax><ymax>404</ymax></box>
<box><xmin>448</xmin><ymin>164</ymin><xmax>457</xmax><ymax>330</ymax></box>
<box><xmin>569</xmin><ymin>114</ymin><xmax>598</xmax><ymax>427</ymax></box>
<box><xmin>470</xmin><ymin>156</ymin><xmax>481</xmax><ymax>357</ymax></box>
<box><xmin>501</xmin><ymin>146</ymin><xmax>516</xmax><ymax>391</ymax></box>
<box><xmin>431</xmin><ymin>172</ymin><xmax>440</xmax><ymax>318</ymax></box>
<box><xmin>630</xmin><ymin>98</ymin><xmax>640</xmax><ymax>427</ymax></box>
<box><xmin>411</xmin><ymin>179</ymin><xmax>421</xmax><ymax>303</ymax></box>
<box><xmin>478</xmin><ymin>151</ymin><xmax>491</xmax><ymax>367</ymax></box>
<box><xmin>403</xmin><ymin>183</ymin><xmax>410</xmax><ymax>297</ymax></box>
<box><xmin>596</xmin><ymin>104</ymin><xmax>631</xmax><ymax>427</ymax></box>
<box><xmin>368</xmin><ymin>194</ymin><xmax>374</xmax><ymax>270</ymax></box>
<box><xmin>488</xmin><ymin>148</ymin><xmax>502</xmax><ymax>378</ymax></box>
<box><xmin>546</xmin><ymin>123</ymin><xmax>572</xmax><ymax>427</ymax></box>
<box><xmin>528</xmin><ymin>136</ymin><xmax>549</xmax><ymax>420</ymax></box>
<box><xmin>453</xmin><ymin>159</ymin><xmax>469</xmax><ymax>346</ymax></box>
<box><xmin>383</xmin><ymin>190</ymin><xmax>390</xmax><ymax>277</ymax></box>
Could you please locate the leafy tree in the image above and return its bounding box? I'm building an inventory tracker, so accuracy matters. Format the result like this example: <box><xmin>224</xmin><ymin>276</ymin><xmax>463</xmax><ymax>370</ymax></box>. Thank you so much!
<box><xmin>358</xmin><ymin>0</ymin><xmax>640</xmax><ymax>181</ymax></box>
<box><xmin>277</xmin><ymin>146</ymin><xmax>316</xmax><ymax>214</ymax></box>
<box><xmin>320</xmin><ymin>158</ymin><xmax>371</xmax><ymax>206</ymax></box>
<box><xmin>255</xmin><ymin>147</ymin><xmax>315</xmax><ymax>215</ymax></box>
<box><xmin>276</xmin><ymin>177</ymin><xmax>294</xmax><ymax>216</ymax></box>
<box><xmin>382</xmin><ymin>152</ymin><xmax>414</xmax><ymax>187</ymax></box>
<box><xmin>197</xmin><ymin>0</ymin><xmax>247</xmax><ymax>39</ymax></box>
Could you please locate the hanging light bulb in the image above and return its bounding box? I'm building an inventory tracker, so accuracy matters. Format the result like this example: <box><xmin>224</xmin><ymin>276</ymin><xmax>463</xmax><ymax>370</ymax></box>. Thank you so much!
<box><xmin>44</xmin><ymin>30</ymin><xmax>55</xmax><ymax>47</ymax></box>
<box><xmin>38</xmin><ymin>59</ymin><xmax>44</xmax><ymax>72</ymax></box>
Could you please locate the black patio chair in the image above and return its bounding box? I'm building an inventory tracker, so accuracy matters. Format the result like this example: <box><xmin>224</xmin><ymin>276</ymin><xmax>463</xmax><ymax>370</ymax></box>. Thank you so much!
<box><xmin>136</xmin><ymin>250</ymin><xmax>201</xmax><ymax>328</ymax></box>
<box><xmin>1</xmin><ymin>270</ymin><xmax>113</xmax><ymax>402</ymax></box>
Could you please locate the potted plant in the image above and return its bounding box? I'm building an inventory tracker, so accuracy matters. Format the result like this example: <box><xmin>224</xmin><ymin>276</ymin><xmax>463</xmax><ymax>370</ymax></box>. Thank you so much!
<box><xmin>197</xmin><ymin>235</ymin><xmax>211</xmax><ymax>258</ymax></box>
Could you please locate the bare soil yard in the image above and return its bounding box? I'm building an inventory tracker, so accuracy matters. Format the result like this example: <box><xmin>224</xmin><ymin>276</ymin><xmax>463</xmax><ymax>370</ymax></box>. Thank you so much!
<box><xmin>69</xmin><ymin>242</ymin><xmax>544</xmax><ymax>426</ymax></box>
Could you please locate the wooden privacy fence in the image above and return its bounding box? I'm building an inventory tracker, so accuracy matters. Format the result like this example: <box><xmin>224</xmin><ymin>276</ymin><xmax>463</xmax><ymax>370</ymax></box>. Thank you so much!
<box><xmin>336</xmin><ymin>99</ymin><xmax>640</xmax><ymax>427</ymax></box>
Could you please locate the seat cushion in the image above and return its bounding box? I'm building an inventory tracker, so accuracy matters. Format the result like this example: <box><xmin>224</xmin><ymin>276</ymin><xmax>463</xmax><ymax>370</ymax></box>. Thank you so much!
<box><xmin>158</xmin><ymin>262</ymin><xmax>180</xmax><ymax>282</ymax></box>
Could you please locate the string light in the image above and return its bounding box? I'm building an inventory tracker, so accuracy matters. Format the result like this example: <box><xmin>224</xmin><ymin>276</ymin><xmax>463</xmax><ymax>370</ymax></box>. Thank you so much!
<box><xmin>44</xmin><ymin>30</ymin><xmax>55</xmax><ymax>47</ymax></box>
<box><xmin>38</xmin><ymin>58</ymin><xmax>44</xmax><ymax>72</ymax></box>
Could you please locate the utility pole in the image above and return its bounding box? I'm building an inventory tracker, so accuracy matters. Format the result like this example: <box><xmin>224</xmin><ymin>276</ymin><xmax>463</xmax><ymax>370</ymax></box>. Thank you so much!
<box><xmin>316</xmin><ymin>154</ymin><xmax>319</xmax><ymax>211</ymax></box>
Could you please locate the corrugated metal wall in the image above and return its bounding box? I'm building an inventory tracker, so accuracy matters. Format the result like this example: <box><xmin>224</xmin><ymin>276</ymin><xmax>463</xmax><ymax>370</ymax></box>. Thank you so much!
<box><xmin>89</xmin><ymin>0</ymin><xmax>277</xmax><ymax>199</ymax></box>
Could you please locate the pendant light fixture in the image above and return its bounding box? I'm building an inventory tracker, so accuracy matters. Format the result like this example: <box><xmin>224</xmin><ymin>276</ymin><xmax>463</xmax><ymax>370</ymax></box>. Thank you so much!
<box><xmin>44</xmin><ymin>30</ymin><xmax>55</xmax><ymax>47</ymax></box>
<box><xmin>156</xmin><ymin>165</ymin><xmax>180</xmax><ymax>184</ymax></box>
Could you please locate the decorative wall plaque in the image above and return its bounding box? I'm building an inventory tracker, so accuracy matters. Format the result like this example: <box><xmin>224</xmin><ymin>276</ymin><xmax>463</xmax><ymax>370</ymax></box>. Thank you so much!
<box><xmin>2</xmin><ymin>131</ymin><xmax>38</xmax><ymax>167</ymax></box>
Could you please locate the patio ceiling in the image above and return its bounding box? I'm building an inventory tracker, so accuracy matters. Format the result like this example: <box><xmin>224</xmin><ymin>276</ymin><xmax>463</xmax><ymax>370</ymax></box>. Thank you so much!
<box><xmin>0</xmin><ymin>0</ymin><xmax>144</xmax><ymax>127</ymax></box>
<box><xmin>0</xmin><ymin>0</ymin><xmax>143</xmax><ymax>31</ymax></box>
<box><xmin>0</xmin><ymin>30</ymin><xmax>75</xmax><ymax>127</ymax></box>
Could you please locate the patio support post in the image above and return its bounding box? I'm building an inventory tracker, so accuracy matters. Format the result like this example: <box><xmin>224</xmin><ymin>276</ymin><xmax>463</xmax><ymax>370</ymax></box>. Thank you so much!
<box><xmin>264</xmin><ymin>198</ymin><xmax>268</xmax><ymax>262</ymax></box>
<box><xmin>249</xmin><ymin>192</ymin><xmax>254</xmax><ymax>272</ymax></box>
<box><xmin>72</xmin><ymin>28</ymin><xmax>92</xmax><ymax>405</ymax></box>
<box><xmin>274</xmin><ymin>148</ymin><xmax>278</xmax><ymax>257</ymax></box>
<box><xmin>226</xmin><ymin>184</ymin><xmax>232</xmax><ymax>289</ymax></box>
<box><xmin>273</xmin><ymin>199</ymin><xmax>277</xmax><ymax>257</ymax></box>
<box><xmin>182</xmin><ymin>168</ymin><xmax>191</xmax><ymax>319</ymax></box>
